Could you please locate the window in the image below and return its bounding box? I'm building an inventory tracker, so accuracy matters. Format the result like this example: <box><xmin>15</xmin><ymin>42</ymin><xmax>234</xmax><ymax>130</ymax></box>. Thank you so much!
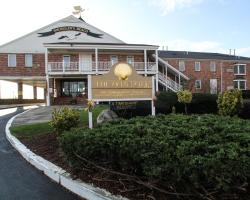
<box><xmin>63</xmin><ymin>55</ymin><xmax>70</xmax><ymax>69</ymax></box>
<box><xmin>62</xmin><ymin>81</ymin><xmax>86</xmax><ymax>97</ymax></box>
<box><xmin>210</xmin><ymin>61</ymin><xmax>216</xmax><ymax>72</ymax></box>
<box><xmin>110</xmin><ymin>55</ymin><xmax>118</xmax><ymax>65</ymax></box>
<box><xmin>8</xmin><ymin>54</ymin><xmax>16</xmax><ymax>67</ymax></box>
<box><xmin>25</xmin><ymin>54</ymin><xmax>33</xmax><ymax>67</ymax></box>
<box><xmin>195</xmin><ymin>62</ymin><xmax>201</xmax><ymax>71</ymax></box>
<box><xmin>127</xmin><ymin>56</ymin><xmax>134</xmax><ymax>65</ymax></box>
<box><xmin>195</xmin><ymin>80</ymin><xmax>202</xmax><ymax>89</ymax></box>
<box><xmin>234</xmin><ymin>80</ymin><xmax>246</xmax><ymax>90</ymax></box>
<box><xmin>234</xmin><ymin>64</ymin><xmax>246</xmax><ymax>75</ymax></box>
<box><xmin>179</xmin><ymin>60</ymin><xmax>185</xmax><ymax>72</ymax></box>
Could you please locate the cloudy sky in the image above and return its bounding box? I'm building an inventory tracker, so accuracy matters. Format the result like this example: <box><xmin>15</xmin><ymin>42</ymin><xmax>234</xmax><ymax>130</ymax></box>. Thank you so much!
<box><xmin>0</xmin><ymin>0</ymin><xmax>250</xmax><ymax>56</ymax></box>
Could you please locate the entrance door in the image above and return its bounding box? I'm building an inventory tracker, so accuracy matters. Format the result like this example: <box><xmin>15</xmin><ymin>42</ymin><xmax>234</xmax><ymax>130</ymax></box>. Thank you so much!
<box><xmin>79</xmin><ymin>54</ymin><xmax>92</xmax><ymax>72</ymax></box>
<box><xmin>210</xmin><ymin>79</ymin><xmax>217</xmax><ymax>94</ymax></box>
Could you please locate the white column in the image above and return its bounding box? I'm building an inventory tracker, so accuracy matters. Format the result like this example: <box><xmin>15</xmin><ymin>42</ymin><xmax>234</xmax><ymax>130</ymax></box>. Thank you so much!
<box><xmin>88</xmin><ymin>75</ymin><xmax>93</xmax><ymax>129</ymax></box>
<box><xmin>45</xmin><ymin>48</ymin><xmax>50</xmax><ymax>106</ymax></box>
<box><xmin>155</xmin><ymin>50</ymin><xmax>159</xmax><ymax>92</ymax></box>
<box><xmin>95</xmin><ymin>48</ymin><xmax>98</xmax><ymax>74</ymax></box>
<box><xmin>151</xmin><ymin>76</ymin><xmax>156</xmax><ymax>116</ymax></box>
<box><xmin>144</xmin><ymin>49</ymin><xmax>147</xmax><ymax>76</ymax></box>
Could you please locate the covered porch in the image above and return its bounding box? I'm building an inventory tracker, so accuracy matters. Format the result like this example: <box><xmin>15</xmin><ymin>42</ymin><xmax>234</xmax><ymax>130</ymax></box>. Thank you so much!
<box><xmin>44</xmin><ymin>43</ymin><xmax>159</xmax><ymax>105</ymax></box>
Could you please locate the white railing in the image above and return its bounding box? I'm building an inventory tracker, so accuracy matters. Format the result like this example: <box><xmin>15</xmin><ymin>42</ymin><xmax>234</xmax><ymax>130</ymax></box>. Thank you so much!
<box><xmin>48</xmin><ymin>62</ymin><xmax>157</xmax><ymax>73</ymax></box>
<box><xmin>158</xmin><ymin>71</ymin><xmax>182</xmax><ymax>92</ymax></box>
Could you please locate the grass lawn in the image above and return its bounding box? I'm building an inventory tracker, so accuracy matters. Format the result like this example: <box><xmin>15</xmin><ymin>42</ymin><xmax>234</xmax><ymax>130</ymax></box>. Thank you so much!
<box><xmin>10</xmin><ymin>104</ymin><xmax>108</xmax><ymax>139</ymax></box>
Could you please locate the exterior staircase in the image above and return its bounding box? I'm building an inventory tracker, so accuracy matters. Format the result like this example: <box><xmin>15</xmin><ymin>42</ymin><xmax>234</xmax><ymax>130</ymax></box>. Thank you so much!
<box><xmin>158</xmin><ymin>72</ymin><xmax>182</xmax><ymax>92</ymax></box>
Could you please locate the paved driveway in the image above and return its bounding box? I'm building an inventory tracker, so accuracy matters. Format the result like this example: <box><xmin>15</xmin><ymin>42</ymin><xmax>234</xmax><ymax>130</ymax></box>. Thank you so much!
<box><xmin>0</xmin><ymin>107</ymin><xmax>80</xmax><ymax>200</ymax></box>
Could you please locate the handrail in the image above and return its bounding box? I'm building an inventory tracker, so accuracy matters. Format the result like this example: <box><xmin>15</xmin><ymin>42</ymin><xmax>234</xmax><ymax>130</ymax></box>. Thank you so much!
<box><xmin>158</xmin><ymin>71</ymin><xmax>182</xmax><ymax>91</ymax></box>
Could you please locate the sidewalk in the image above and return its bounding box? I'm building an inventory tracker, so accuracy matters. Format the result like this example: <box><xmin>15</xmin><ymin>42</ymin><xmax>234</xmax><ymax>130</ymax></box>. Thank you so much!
<box><xmin>12</xmin><ymin>105</ymin><xmax>84</xmax><ymax>126</ymax></box>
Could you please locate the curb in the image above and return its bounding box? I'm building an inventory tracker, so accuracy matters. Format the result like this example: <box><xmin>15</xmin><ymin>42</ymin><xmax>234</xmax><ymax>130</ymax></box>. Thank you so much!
<box><xmin>5</xmin><ymin>110</ymin><xmax>128</xmax><ymax>200</ymax></box>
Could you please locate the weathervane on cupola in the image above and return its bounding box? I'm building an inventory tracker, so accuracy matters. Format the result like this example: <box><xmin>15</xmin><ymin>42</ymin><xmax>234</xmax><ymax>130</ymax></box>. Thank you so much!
<box><xmin>73</xmin><ymin>6</ymin><xmax>85</xmax><ymax>22</ymax></box>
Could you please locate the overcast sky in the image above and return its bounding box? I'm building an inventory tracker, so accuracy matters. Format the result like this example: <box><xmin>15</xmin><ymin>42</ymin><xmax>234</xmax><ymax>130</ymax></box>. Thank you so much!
<box><xmin>0</xmin><ymin>0</ymin><xmax>250</xmax><ymax>56</ymax></box>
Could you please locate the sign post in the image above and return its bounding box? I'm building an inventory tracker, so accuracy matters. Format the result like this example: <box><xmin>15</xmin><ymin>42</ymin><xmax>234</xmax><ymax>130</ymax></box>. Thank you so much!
<box><xmin>87</xmin><ymin>75</ymin><xmax>93</xmax><ymax>129</ymax></box>
<box><xmin>151</xmin><ymin>76</ymin><xmax>156</xmax><ymax>116</ymax></box>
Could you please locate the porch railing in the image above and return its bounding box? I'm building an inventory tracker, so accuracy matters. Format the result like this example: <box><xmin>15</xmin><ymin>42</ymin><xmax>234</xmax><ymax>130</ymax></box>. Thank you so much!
<box><xmin>48</xmin><ymin>62</ymin><xmax>157</xmax><ymax>73</ymax></box>
<box><xmin>158</xmin><ymin>71</ymin><xmax>183</xmax><ymax>92</ymax></box>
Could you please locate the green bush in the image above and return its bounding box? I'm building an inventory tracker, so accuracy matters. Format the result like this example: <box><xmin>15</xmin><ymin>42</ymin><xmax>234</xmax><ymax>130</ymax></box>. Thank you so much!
<box><xmin>239</xmin><ymin>100</ymin><xmax>250</xmax><ymax>119</ymax></box>
<box><xmin>189</xmin><ymin>93</ymin><xmax>218</xmax><ymax>114</ymax></box>
<box><xmin>60</xmin><ymin>114</ymin><xmax>250</xmax><ymax>198</ymax></box>
<box><xmin>156</xmin><ymin>92</ymin><xmax>218</xmax><ymax>114</ymax></box>
<box><xmin>50</xmin><ymin>107</ymin><xmax>80</xmax><ymax>135</ymax></box>
<box><xmin>242</xmin><ymin>90</ymin><xmax>250</xmax><ymax>99</ymax></box>
<box><xmin>177</xmin><ymin>90</ymin><xmax>192</xmax><ymax>114</ymax></box>
<box><xmin>155</xmin><ymin>91</ymin><xmax>178</xmax><ymax>113</ymax></box>
<box><xmin>217</xmin><ymin>89</ymin><xmax>243</xmax><ymax>116</ymax></box>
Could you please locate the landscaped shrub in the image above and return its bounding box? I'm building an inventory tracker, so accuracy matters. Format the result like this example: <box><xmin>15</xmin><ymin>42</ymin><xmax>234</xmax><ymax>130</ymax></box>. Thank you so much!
<box><xmin>155</xmin><ymin>91</ymin><xmax>178</xmax><ymax>113</ymax></box>
<box><xmin>177</xmin><ymin>90</ymin><xmax>192</xmax><ymax>114</ymax></box>
<box><xmin>189</xmin><ymin>93</ymin><xmax>218</xmax><ymax>114</ymax></box>
<box><xmin>50</xmin><ymin>107</ymin><xmax>80</xmax><ymax>135</ymax></box>
<box><xmin>242</xmin><ymin>90</ymin><xmax>250</xmax><ymax>99</ymax></box>
<box><xmin>111</xmin><ymin>101</ymin><xmax>151</xmax><ymax>118</ymax></box>
<box><xmin>239</xmin><ymin>100</ymin><xmax>250</xmax><ymax>119</ymax></box>
<box><xmin>217</xmin><ymin>89</ymin><xmax>243</xmax><ymax>116</ymax></box>
<box><xmin>156</xmin><ymin>92</ymin><xmax>217</xmax><ymax>114</ymax></box>
<box><xmin>60</xmin><ymin>114</ymin><xmax>250</xmax><ymax>199</ymax></box>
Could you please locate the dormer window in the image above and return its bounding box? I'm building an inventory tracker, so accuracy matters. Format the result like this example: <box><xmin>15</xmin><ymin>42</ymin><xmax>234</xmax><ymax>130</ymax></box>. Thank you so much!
<box><xmin>234</xmin><ymin>64</ymin><xmax>246</xmax><ymax>75</ymax></box>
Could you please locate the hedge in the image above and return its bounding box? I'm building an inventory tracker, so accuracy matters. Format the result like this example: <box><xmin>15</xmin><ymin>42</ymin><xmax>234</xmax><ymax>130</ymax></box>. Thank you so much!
<box><xmin>60</xmin><ymin>114</ymin><xmax>250</xmax><ymax>199</ymax></box>
<box><xmin>242</xmin><ymin>90</ymin><xmax>250</xmax><ymax>99</ymax></box>
<box><xmin>112</xmin><ymin>92</ymin><xmax>218</xmax><ymax>118</ymax></box>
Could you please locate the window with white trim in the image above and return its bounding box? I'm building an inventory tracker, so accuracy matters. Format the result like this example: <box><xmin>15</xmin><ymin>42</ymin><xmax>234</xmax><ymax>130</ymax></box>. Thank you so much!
<box><xmin>195</xmin><ymin>80</ymin><xmax>202</xmax><ymax>89</ymax></box>
<box><xmin>234</xmin><ymin>64</ymin><xmax>246</xmax><ymax>75</ymax></box>
<box><xmin>234</xmin><ymin>80</ymin><xmax>246</xmax><ymax>90</ymax></box>
<box><xmin>25</xmin><ymin>54</ymin><xmax>33</xmax><ymax>67</ymax></box>
<box><xmin>195</xmin><ymin>61</ymin><xmax>201</xmax><ymax>71</ymax></box>
<box><xmin>179</xmin><ymin>60</ymin><xmax>185</xmax><ymax>72</ymax></box>
<box><xmin>8</xmin><ymin>54</ymin><xmax>16</xmax><ymax>67</ymax></box>
<box><xmin>63</xmin><ymin>55</ymin><xmax>70</xmax><ymax>68</ymax></box>
<box><xmin>210</xmin><ymin>61</ymin><xmax>216</xmax><ymax>72</ymax></box>
<box><xmin>110</xmin><ymin>55</ymin><xmax>118</xmax><ymax>65</ymax></box>
<box><xmin>127</xmin><ymin>56</ymin><xmax>134</xmax><ymax>65</ymax></box>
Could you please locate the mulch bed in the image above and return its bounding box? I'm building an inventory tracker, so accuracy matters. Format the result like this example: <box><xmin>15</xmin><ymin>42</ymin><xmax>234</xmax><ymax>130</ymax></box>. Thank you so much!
<box><xmin>19</xmin><ymin>134</ymin><xmax>177</xmax><ymax>200</ymax></box>
<box><xmin>20</xmin><ymin>134</ymin><xmax>249</xmax><ymax>200</ymax></box>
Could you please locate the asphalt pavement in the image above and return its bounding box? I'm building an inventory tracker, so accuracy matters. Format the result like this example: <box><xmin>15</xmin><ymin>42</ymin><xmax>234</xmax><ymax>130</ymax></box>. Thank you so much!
<box><xmin>0</xmin><ymin>107</ymin><xmax>79</xmax><ymax>200</ymax></box>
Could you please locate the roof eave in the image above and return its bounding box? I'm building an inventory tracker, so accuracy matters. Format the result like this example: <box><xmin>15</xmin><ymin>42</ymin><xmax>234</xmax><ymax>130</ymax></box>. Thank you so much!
<box><xmin>43</xmin><ymin>43</ymin><xmax>159</xmax><ymax>50</ymax></box>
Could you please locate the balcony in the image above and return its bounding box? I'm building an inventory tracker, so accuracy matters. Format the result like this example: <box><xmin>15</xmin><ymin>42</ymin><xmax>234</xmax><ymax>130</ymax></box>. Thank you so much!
<box><xmin>47</xmin><ymin>61</ymin><xmax>157</xmax><ymax>75</ymax></box>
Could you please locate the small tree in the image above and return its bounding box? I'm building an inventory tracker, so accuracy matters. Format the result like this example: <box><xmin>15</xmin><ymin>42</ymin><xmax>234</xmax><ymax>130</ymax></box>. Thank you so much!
<box><xmin>217</xmin><ymin>89</ymin><xmax>243</xmax><ymax>116</ymax></box>
<box><xmin>177</xmin><ymin>90</ymin><xmax>192</xmax><ymax>114</ymax></box>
